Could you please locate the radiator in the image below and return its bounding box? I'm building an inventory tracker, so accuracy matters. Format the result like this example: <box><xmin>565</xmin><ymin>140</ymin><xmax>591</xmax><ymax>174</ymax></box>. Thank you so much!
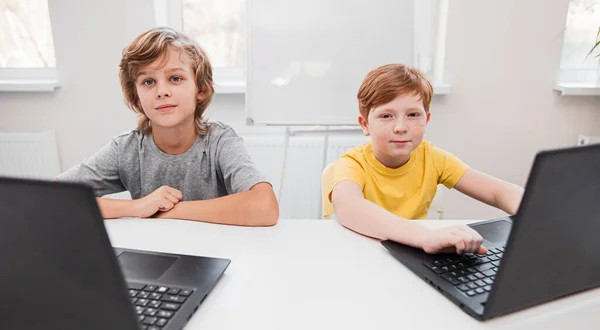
<box><xmin>0</xmin><ymin>131</ymin><xmax>61</xmax><ymax>179</ymax></box>
<box><xmin>243</xmin><ymin>134</ymin><xmax>368</xmax><ymax>219</ymax></box>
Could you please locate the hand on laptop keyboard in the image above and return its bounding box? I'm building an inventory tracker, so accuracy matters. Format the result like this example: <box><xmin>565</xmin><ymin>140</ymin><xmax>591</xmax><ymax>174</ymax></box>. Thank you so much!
<box><xmin>420</xmin><ymin>225</ymin><xmax>487</xmax><ymax>255</ymax></box>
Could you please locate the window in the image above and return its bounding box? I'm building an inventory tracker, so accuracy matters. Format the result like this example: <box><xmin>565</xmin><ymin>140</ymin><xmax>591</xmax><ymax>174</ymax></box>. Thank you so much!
<box><xmin>154</xmin><ymin>0</ymin><xmax>246</xmax><ymax>93</ymax></box>
<box><xmin>557</xmin><ymin>0</ymin><xmax>600</xmax><ymax>85</ymax></box>
<box><xmin>0</xmin><ymin>0</ymin><xmax>58</xmax><ymax>91</ymax></box>
<box><xmin>182</xmin><ymin>0</ymin><xmax>245</xmax><ymax>68</ymax></box>
<box><xmin>155</xmin><ymin>0</ymin><xmax>449</xmax><ymax>94</ymax></box>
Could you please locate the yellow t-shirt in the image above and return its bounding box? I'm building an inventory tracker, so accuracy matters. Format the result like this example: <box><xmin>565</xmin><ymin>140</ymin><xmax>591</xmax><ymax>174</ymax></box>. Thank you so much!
<box><xmin>330</xmin><ymin>141</ymin><xmax>469</xmax><ymax>220</ymax></box>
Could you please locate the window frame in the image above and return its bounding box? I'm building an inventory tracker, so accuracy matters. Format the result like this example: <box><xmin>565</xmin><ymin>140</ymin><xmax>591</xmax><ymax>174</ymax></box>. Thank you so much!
<box><xmin>0</xmin><ymin>68</ymin><xmax>59</xmax><ymax>92</ymax></box>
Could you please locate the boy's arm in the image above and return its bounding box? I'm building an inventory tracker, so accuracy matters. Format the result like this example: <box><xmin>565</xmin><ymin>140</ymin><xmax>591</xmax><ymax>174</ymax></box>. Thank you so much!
<box><xmin>96</xmin><ymin>185</ymin><xmax>182</xmax><ymax>219</ymax></box>
<box><xmin>453</xmin><ymin>168</ymin><xmax>524</xmax><ymax>215</ymax></box>
<box><xmin>155</xmin><ymin>182</ymin><xmax>278</xmax><ymax>226</ymax></box>
<box><xmin>181</xmin><ymin>126</ymin><xmax>278</xmax><ymax>226</ymax></box>
<box><xmin>96</xmin><ymin>198</ymin><xmax>138</xmax><ymax>219</ymax></box>
<box><xmin>53</xmin><ymin>179</ymin><xmax>182</xmax><ymax>219</ymax></box>
<box><xmin>332</xmin><ymin>180</ymin><xmax>429</xmax><ymax>247</ymax></box>
<box><xmin>332</xmin><ymin>180</ymin><xmax>487</xmax><ymax>254</ymax></box>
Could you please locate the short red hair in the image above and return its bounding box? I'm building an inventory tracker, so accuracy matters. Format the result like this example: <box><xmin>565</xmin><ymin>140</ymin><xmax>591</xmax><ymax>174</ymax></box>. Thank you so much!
<box><xmin>357</xmin><ymin>64</ymin><xmax>433</xmax><ymax>119</ymax></box>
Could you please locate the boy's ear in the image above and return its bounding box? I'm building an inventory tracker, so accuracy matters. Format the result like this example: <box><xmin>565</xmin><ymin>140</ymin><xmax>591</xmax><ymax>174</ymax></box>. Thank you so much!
<box><xmin>197</xmin><ymin>92</ymin><xmax>205</xmax><ymax>101</ymax></box>
<box><xmin>358</xmin><ymin>115</ymin><xmax>370</xmax><ymax>136</ymax></box>
<box><xmin>426</xmin><ymin>112</ymin><xmax>431</xmax><ymax>124</ymax></box>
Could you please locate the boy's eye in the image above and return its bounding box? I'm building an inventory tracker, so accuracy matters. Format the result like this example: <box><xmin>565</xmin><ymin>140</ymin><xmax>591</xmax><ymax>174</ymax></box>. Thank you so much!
<box><xmin>142</xmin><ymin>79</ymin><xmax>154</xmax><ymax>86</ymax></box>
<box><xmin>171</xmin><ymin>76</ymin><xmax>182</xmax><ymax>83</ymax></box>
<box><xmin>408</xmin><ymin>112</ymin><xmax>421</xmax><ymax>117</ymax></box>
<box><xmin>381</xmin><ymin>114</ymin><xmax>392</xmax><ymax>119</ymax></box>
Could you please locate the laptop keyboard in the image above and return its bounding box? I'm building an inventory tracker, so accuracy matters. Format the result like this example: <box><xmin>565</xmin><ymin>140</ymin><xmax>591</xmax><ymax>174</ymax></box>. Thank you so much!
<box><xmin>423</xmin><ymin>246</ymin><xmax>505</xmax><ymax>298</ymax></box>
<box><xmin>128</xmin><ymin>282</ymin><xmax>195</xmax><ymax>330</ymax></box>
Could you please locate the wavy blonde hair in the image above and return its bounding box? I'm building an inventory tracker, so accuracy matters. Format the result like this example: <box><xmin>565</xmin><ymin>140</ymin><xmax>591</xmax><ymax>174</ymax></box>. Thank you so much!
<box><xmin>357</xmin><ymin>64</ymin><xmax>433</xmax><ymax>121</ymax></box>
<box><xmin>119</xmin><ymin>27</ymin><xmax>214</xmax><ymax>135</ymax></box>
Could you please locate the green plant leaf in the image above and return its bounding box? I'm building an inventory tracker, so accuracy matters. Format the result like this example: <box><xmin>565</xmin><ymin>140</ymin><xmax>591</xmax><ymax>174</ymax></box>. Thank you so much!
<box><xmin>588</xmin><ymin>27</ymin><xmax>600</xmax><ymax>59</ymax></box>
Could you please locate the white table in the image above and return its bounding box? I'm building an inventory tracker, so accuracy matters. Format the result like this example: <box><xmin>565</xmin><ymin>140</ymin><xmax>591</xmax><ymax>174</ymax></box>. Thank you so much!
<box><xmin>105</xmin><ymin>219</ymin><xmax>600</xmax><ymax>330</ymax></box>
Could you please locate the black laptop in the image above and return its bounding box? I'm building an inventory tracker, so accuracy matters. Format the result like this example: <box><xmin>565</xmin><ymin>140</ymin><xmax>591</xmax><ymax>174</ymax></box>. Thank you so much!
<box><xmin>0</xmin><ymin>177</ymin><xmax>231</xmax><ymax>330</ymax></box>
<box><xmin>382</xmin><ymin>143</ymin><xmax>600</xmax><ymax>320</ymax></box>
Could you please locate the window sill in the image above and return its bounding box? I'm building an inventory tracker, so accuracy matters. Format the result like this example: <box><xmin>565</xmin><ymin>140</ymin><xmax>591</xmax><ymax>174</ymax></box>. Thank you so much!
<box><xmin>553</xmin><ymin>83</ymin><xmax>600</xmax><ymax>96</ymax></box>
<box><xmin>0</xmin><ymin>79</ymin><xmax>60</xmax><ymax>92</ymax></box>
<box><xmin>214</xmin><ymin>81</ymin><xmax>245</xmax><ymax>94</ymax></box>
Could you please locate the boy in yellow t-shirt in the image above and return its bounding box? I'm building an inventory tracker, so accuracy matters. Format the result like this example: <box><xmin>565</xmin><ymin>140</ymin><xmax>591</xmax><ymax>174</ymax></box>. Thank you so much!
<box><xmin>329</xmin><ymin>64</ymin><xmax>524</xmax><ymax>255</ymax></box>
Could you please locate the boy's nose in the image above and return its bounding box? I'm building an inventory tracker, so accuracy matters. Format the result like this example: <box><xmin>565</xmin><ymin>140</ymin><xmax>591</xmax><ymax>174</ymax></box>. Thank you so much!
<box><xmin>157</xmin><ymin>91</ymin><xmax>171</xmax><ymax>98</ymax></box>
<box><xmin>394</xmin><ymin>120</ymin><xmax>408</xmax><ymax>133</ymax></box>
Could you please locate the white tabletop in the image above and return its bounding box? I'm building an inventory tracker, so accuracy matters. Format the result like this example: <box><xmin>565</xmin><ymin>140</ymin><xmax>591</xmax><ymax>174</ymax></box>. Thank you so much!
<box><xmin>105</xmin><ymin>219</ymin><xmax>600</xmax><ymax>330</ymax></box>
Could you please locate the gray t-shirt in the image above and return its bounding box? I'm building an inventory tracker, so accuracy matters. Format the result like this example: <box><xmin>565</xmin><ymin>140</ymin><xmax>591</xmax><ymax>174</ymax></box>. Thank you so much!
<box><xmin>58</xmin><ymin>122</ymin><xmax>268</xmax><ymax>200</ymax></box>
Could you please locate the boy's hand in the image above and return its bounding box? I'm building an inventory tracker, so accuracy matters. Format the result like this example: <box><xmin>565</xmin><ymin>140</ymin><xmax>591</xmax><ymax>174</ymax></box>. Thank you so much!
<box><xmin>133</xmin><ymin>186</ymin><xmax>183</xmax><ymax>218</ymax></box>
<box><xmin>420</xmin><ymin>225</ymin><xmax>487</xmax><ymax>255</ymax></box>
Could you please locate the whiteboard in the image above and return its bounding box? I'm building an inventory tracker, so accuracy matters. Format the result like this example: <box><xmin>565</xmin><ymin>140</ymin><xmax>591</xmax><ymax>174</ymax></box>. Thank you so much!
<box><xmin>246</xmin><ymin>0</ymin><xmax>414</xmax><ymax>126</ymax></box>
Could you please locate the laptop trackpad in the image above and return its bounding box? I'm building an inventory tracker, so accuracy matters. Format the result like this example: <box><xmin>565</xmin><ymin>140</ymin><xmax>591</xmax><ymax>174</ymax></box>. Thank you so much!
<box><xmin>469</xmin><ymin>220</ymin><xmax>511</xmax><ymax>245</ymax></box>
<box><xmin>118</xmin><ymin>251</ymin><xmax>179</xmax><ymax>281</ymax></box>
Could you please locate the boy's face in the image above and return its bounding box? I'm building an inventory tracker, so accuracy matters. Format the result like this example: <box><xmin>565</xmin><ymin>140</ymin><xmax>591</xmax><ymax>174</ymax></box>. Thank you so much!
<box><xmin>358</xmin><ymin>93</ymin><xmax>430</xmax><ymax>168</ymax></box>
<box><xmin>135</xmin><ymin>47</ymin><xmax>202</xmax><ymax>132</ymax></box>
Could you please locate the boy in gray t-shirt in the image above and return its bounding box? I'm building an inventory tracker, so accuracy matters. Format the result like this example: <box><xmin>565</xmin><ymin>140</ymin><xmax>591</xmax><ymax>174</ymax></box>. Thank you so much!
<box><xmin>57</xmin><ymin>27</ymin><xmax>278</xmax><ymax>226</ymax></box>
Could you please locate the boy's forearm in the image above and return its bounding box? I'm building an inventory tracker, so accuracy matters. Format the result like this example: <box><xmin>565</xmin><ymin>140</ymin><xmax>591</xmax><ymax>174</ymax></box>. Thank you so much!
<box><xmin>335</xmin><ymin>198</ymin><xmax>429</xmax><ymax>249</ymax></box>
<box><xmin>158</xmin><ymin>184</ymin><xmax>279</xmax><ymax>226</ymax></box>
<box><xmin>96</xmin><ymin>197</ymin><xmax>139</xmax><ymax>219</ymax></box>
<box><xmin>494</xmin><ymin>183</ymin><xmax>524</xmax><ymax>215</ymax></box>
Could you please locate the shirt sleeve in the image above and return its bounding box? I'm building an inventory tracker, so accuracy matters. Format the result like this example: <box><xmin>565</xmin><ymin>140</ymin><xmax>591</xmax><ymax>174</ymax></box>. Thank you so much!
<box><xmin>328</xmin><ymin>156</ymin><xmax>366</xmax><ymax>202</ymax></box>
<box><xmin>216</xmin><ymin>128</ymin><xmax>269</xmax><ymax>194</ymax></box>
<box><xmin>57</xmin><ymin>140</ymin><xmax>125</xmax><ymax>196</ymax></box>
<box><xmin>431</xmin><ymin>145</ymin><xmax>470</xmax><ymax>189</ymax></box>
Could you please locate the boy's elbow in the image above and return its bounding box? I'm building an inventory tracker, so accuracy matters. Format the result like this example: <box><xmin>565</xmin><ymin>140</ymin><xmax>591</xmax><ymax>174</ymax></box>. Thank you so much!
<box><xmin>333</xmin><ymin>193</ymin><xmax>368</xmax><ymax>229</ymax></box>
<box><xmin>262</xmin><ymin>205</ymin><xmax>279</xmax><ymax>226</ymax></box>
<box><xmin>249</xmin><ymin>201</ymin><xmax>279</xmax><ymax>226</ymax></box>
<box><xmin>247</xmin><ymin>188</ymin><xmax>279</xmax><ymax>226</ymax></box>
<box><xmin>263</xmin><ymin>194</ymin><xmax>280</xmax><ymax>226</ymax></box>
<box><xmin>332</xmin><ymin>199</ymin><xmax>352</xmax><ymax>226</ymax></box>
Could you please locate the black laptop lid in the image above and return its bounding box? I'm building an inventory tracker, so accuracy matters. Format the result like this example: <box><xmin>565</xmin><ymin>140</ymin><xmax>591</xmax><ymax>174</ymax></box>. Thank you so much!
<box><xmin>0</xmin><ymin>178</ymin><xmax>140</xmax><ymax>330</ymax></box>
<box><xmin>486</xmin><ymin>144</ymin><xmax>600</xmax><ymax>318</ymax></box>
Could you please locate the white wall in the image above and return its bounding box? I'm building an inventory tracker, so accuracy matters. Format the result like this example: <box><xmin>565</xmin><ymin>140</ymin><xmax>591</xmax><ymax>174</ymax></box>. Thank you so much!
<box><xmin>427</xmin><ymin>0</ymin><xmax>600</xmax><ymax>218</ymax></box>
<box><xmin>1</xmin><ymin>0</ymin><xmax>599</xmax><ymax>219</ymax></box>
